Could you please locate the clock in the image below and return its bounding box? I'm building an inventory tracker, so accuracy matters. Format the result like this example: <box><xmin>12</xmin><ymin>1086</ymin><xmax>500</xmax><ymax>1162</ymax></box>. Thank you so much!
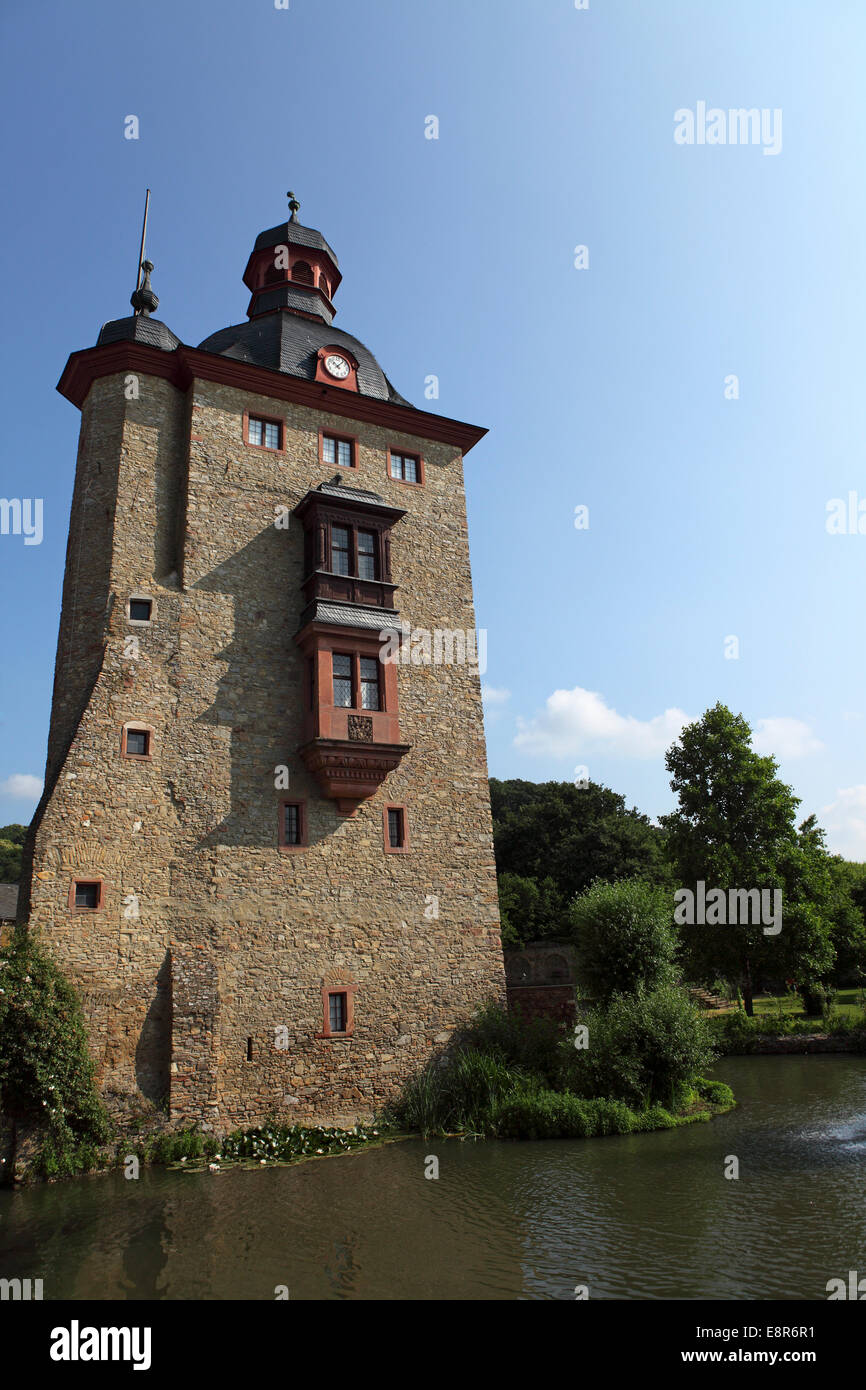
<box><xmin>324</xmin><ymin>353</ymin><xmax>350</xmax><ymax>380</ymax></box>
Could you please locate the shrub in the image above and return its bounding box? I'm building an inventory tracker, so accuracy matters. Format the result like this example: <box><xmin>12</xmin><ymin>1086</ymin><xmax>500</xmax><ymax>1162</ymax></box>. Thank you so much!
<box><xmin>566</xmin><ymin>987</ymin><xmax>716</xmax><ymax>1110</ymax></box>
<box><xmin>0</xmin><ymin>930</ymin><xmax>110</xmax><ymax>1178</ymax></box>
<box><xmin>567</xmin><ymin>879</ymin><xmax>677</xmax><ymax>1003</ymax></box>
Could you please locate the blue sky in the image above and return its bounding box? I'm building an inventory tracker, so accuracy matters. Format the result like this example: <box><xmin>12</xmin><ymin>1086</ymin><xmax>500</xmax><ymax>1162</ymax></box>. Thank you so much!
<box><xmin>1</xmin><ymin>0</ymin><xmax>865</xmax><ymax>858</ymax></box>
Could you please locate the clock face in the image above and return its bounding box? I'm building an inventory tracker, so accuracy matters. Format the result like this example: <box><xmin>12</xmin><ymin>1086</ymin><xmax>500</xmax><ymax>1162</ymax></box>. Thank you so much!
<box><xmin>324</xmin><ymin>354</ymin><xmax>350</xmax><ymax>380</ymax></box>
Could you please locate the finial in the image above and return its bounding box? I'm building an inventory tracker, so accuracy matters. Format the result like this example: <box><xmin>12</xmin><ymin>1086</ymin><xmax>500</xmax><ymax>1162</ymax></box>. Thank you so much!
<box><xmin>287</xmin><ymin>190</ymin><xmax>301</xmax><ymax>224</ymax></box>
<box><xmin>131</xmin><ymin>260</ymin><xmax>159</xmax><ymax>317</ymax></box>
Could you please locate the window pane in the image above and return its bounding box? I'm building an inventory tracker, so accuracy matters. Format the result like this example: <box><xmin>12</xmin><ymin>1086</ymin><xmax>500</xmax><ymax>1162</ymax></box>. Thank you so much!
<box><xmin>390</xmin><ymin>453</ymin><xmax>402</xmax><ymax>479</ymax></box>
<box><xmin>360</xmin><ymin>658</ymin><xmax>380</xmax><ymax>710</ymax></box>
<box><xmin>248</xmin><ymin>418</ymin><xmax>263</xmax><ymax>445</ymax></box>
<box><xmin>129</xmin><ymin>599</ymin><xmax>152</xmax><ymax>622</ymax></box>
<box><xmin>333</xmin><ymin>654</ymin><xmax>353</xmax><ymax>707</ymax></box>
<box><xmin>284</xmin><ymin>804</ymin><xmax>301</xmax><ymax>845</ymax></box>
<box><xmin>75</xmin><ymin>882</ymin><xmax>99</xmax><ymax>908</ymax></box>
<box><xmin>337</xmin><ymin>439</ymin><xmax>353</xmax><ymax>468</ymax></box>
<box><xmin>322</xmin><ymin>435</ymin><xmax>336</xmax><ymax>464</ymax></box>
<box><xmin>358</xmin><ymin>532</ymin><xmax>376</xmax><ymax>580</ymax></box>
<box><xmin>126</xmin><ymin>730</ymin><xmax>148</xmax><ymax>756</ymax></box>
<box><xmin>388</xmin><ymin>809</ymin><xmax>403</xmax><ymax>848</ymax></box>
<box><xmin>329</xmin><ymin>992</ymin><xmax>347</xmax><ymax>1032</ymax></box>
<box><xmin>264</xmin><ymin>421</ymin><xmax>280</xmax><ymax>449</ymax></box>
<box><xmin>332</xmin><ymin>526</ymin><xmax>350</xmax><ymax>576</ymax></box>
<box><xmin>404</xmin><ymin>456</ymin><xmax>418</xmax><ymax>483</ymax></box>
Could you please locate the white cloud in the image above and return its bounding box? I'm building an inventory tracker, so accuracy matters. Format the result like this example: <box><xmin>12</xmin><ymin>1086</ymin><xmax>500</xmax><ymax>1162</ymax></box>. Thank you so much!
<box><xmin>752</xmin><ymin>717</ymin><xmax>823</xmax><ymax>760</ymax></box>
<box><xmin>514</xmin><ymin>687</ymin><xmax>691</xmax><ymax>760</ymax></box>
<box><xmin>481</xmin><ymin>685</ymin><xmax>511</xmax><ymax>706</ymax></box>
<box><xmin>820</xmin><ymin>786</ymin><xmax>866</xmax><ymax>861</ymax></box>
<box><xmin>0</xmin><ymin>773</ymin><xmax>42</xmax><ymax>801</ymax></box>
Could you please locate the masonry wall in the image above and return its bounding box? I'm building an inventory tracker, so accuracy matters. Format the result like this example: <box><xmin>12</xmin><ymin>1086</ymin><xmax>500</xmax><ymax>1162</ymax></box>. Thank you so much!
<box><xmin>23</xmin><ymin>364</ymin><xmax>505</xmax><ymax>1130</ymax></box>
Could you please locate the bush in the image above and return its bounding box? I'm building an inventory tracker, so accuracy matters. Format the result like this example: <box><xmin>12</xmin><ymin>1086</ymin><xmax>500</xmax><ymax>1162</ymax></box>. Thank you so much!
<box><xmin>568</xmin><ymin>879</ymin><xmax>677</xmax><ymax>1003</ymax></box>
<box><xmin>453</xmin><ymin>1001</ymin><xmax>564</xmax><ymax>1085</ymax></box>
<box><xmin>491</xmin><ymin>1086</ymin><xmax>680</xmax><ymax>1140</ymax></box>
<box><xmin>0</xmin><ymin>930</ymin><xmax>110</xmax><ymax>1178</ymax></box>
<box><xmin>395</xmin><ymin>1048</ymin><xmax>519</xmax><ymax>1135</ymax></box>
<box><xmin>566</xmin><ymin>987</ymin><xmax>716</xmax><ymax>1110</ymax></box>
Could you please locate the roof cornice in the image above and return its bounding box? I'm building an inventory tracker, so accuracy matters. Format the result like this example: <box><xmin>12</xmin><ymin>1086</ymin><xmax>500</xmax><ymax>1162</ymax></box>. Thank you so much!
<box><xmin>56</xmin><ymin>341</ymin><xmax>488</xmax><ymax>454</ymax></box>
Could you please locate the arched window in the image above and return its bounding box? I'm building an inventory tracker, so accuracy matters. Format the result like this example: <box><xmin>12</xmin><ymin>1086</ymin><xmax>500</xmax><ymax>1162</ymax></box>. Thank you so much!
<box><xmin>292</xmin><ymin>260</ymin><xmax>314</xmax><ymax>285</ymax></box>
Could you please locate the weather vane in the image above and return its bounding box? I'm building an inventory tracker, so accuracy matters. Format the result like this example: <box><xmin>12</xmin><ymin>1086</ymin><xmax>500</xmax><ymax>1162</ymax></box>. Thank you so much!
<box><xmin>287</xmin><ymin>190</ymin><xmax>300</xmax><ymax>224</ymax></box>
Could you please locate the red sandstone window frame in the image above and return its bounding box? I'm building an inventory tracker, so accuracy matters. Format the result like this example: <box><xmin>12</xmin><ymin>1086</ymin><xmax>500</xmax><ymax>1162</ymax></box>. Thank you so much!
<box><xmin>120</xmin><ymin>723</ymin><xmax>154</xmax><ymax>760</ymax></box>
<box><xmin>243</xmin><ymin>410</ymin><xmax>284</xmax><ymax>452</ymax></box>
<box><xmin>278</xmin><ymin>798</ymin><xmax>308</xmax><ymax>851</ymax></box>
<box><xmin>383</xmin><ymin>804</ymin><xmax>409</xmax><ymax>854</ymax></box>
<box><xmin>69</xmin><ymin>878</ymin><xmax>105</xmax><ymax>913</ymax></box>
<box><xmin>318</xmin><ymin>984</ymin><xmax>358</xmax><ymax>1039</ymax></box>
<box><xmin>319</xmin><ymin>430</ymin><xmax>358</xmax><ymax>470</ymax></box>
<box><xmin>387</xmin><ymin>448</ymin><xmax>425</xmax><ymax>487</ymax></box>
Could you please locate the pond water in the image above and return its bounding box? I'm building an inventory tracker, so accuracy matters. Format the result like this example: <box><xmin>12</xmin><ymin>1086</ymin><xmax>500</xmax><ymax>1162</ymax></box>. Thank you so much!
<box><xmin>1</xmin><ymin>1056</ymin><xmax>864</xmax><ymax>1299</ymax></box>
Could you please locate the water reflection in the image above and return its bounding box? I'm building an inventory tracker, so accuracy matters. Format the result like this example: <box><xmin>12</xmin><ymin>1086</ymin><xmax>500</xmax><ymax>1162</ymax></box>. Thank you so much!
<box><xmin>0</xmin><ymin>1057</ymin><xmax>863</xmax><ymax>1300</ymax></box>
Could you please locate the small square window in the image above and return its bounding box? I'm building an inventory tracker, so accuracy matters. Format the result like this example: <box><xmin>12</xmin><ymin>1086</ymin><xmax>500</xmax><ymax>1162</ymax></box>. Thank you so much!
<box><xmin>129</xmin><ymin>598</ymin><xmax>152</xmax><ymax>623</ymax></box>
<box><xmin>125</xmin><ymin>729</ymin><xmax>150</xmax><ymax>757</ymax></box>
<box><xmin>322</xmin><ymin>434</ymin><xmax>355</xmax><ymax>469</ymax></box>
<box><xmin>390</xmin><ymin>452</ymin><xmax>421</xmax><ymax>484</ymax></box>
<box><xmin>329</xmin><ymin>992</ymin><xmax>348</xmax><ymax>1033</ymax></box>
<box><xmin>74</xmin><ymin>881</ymin><xmax>100</xmax><ymax>910</ymax></box>
<box><xmin>247</xmin><ymin>415</ymin><xmax>281</xmax><ymax>449</ymax></box>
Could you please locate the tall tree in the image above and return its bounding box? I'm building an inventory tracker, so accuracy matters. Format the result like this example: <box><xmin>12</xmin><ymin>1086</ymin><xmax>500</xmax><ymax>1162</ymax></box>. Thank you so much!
<box><xmin>662</xmin><ymin>704</ymin><xmax>837</xmax><ymax>1014</ymax></box>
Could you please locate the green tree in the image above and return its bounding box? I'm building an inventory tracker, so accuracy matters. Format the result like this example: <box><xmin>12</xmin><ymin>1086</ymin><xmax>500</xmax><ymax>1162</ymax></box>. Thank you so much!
<box><xmin>662</xmin><ymin>704</ymin><xmax>838</xmax><ymax>1015</ymax></box>
<box><xmin>497</xmin><ymin>873</ymin><xmax>564</xmax><ymax>949</ymax></box>
<box><xmin>490</xmin><ymin>779</ymin><xmax>670</xmax><ymax>948</ymax></box>
<box><xmin>0</xmin><ymin>824</ymin><xmax>26</xmax><ymax>883</ymax></box>
<box><xmin>567</xmin><ymin>878</ymin><xmax>678</xmax><ymax>1002</ymax></box>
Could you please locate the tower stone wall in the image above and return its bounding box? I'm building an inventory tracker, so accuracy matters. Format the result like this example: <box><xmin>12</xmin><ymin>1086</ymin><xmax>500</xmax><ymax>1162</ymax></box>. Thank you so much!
<box><xmin>20</xmin><ymin>212</ymin><xmax>505</xmax><ymax>1131</ymax></box>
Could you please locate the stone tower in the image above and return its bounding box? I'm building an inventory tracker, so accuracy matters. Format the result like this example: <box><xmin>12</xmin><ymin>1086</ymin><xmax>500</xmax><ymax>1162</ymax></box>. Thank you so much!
<box><xmin>18</xmin><ymin>198</ymin><xmax>505</xmax><ymax>1130</ymax></box>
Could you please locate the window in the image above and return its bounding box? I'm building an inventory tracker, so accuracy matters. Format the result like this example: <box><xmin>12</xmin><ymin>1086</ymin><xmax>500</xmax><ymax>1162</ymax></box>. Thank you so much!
<box><xmin>307</xmin><ymin>657</ymin><xmax>315</xmax><ymax>711</ymax></box>
<box><xmin>284</xmin><ymin>804</ymin><xmax>301</xmax><ymax>845</ymax></box>
<box><xmin>390</xmin><ymin>451</ymin><xmax>421</xmax><ymax>484</ymax></box>
<box><xmin>122</xmin><ymin>725</ymin><xmax>152</xmax><ymax>759</ymax></box>
<box><xmin>75</xmin><ymin>881</ymin><xmax>100</xmax><ymax>909</ymax></box>
<box><xmin>279</xmin><ymin>800</ymin><xmax>307</xmax><ymax>850</ymax></box>
<box><xmin>326</xmin><ymin>522</ymin><xmax>380</xmax><ymax>579</ymax></box>
<box><xmin>360</xmin><ymin>657</ymin><xmax>380</xmax><ymax>711</ymax></box>
<box><xmin>128</xmin><ymin>597</ymin><xmax>153</xmax><ymax>624</ymax></box>
<box><xmin>331</xmin><ymin>526</ymin><xmax>351</xmax><ymax>576</ymax></box>
<box><xmin>329</xmin><ymin>992</ymin><xmax>348</xmax><ymax>1034</ymax></box>
<box><xmin>332</xmin><ymin>653</ymin><xmax>354</xmax><ymax>708</ymax></box>
<box><xmin>320</xmin><ymin>983</ymin><xmax>357</xmax><ymax>1038</ymax></box>
<box><xmin>247</xmin><ymin>415</ymin><xmax>282</xmax><ymax>450</ymax></box>
<box><xmin>384</xmin><ymin>805</ymin><xmax>409</xmax><ymax>853</ymax></box>
<box><xmin>322</xmin><ymin>433</ymin><xmax>355</xmax><ymax>470</ymax></box>
<box><xmin>292</xmin><ymin>260</ymin><xmax>315</xmax><ymax>284</ymax></box>
<box><xmin>319</xmin><ymin>276</ymin><xmax>330</xmax><ymax>299</ymax></box>
<box><xmin>357</xmin><ymin>531</ymin><xmax>377</xmax><ymax>581</ymax></box>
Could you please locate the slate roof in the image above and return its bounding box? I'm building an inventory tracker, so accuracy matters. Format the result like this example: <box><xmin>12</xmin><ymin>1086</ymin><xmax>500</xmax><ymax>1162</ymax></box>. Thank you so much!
<box><xmin>0</xmin><ymin>884</ymin><xmax>19</xmax><ymax>920</ymax></box>
<box><xmin>96</xmin><ymin>316</ymin><xmax>181</xmax><ymax>351</ymax></box>
<box><xmin>253</xmin><ymin>220</ymin><xmax>339</xmax><ymax>268</ymax></box>
<box><xmin>197</xmin><ymin>312</ymin><xmax>412</xmax><ymax>406</ymax></box>
<box><xmin>305</xmin><ymin>601</ymin><xmax>402</xmax><ymax>631</ymax></box>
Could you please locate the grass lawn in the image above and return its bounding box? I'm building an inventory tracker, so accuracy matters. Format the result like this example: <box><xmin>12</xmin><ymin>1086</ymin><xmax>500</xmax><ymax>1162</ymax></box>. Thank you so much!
<box><xmin>751</xmin><ymin>989</ymin><xmax>866</xmax><ymax>1021</ymax></box>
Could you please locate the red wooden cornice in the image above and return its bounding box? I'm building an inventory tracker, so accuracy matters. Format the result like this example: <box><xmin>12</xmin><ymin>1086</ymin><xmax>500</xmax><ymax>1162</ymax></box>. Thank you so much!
<box><xmin>56</xmin><ymin>340</ymin><xmax>488</xmax><ymax>454</ymax></box>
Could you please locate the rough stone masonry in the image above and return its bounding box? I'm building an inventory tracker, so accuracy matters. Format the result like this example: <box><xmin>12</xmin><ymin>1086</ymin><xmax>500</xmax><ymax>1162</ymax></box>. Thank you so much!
<box><xmin>17</xmin><ymin>202</ymin><xmax>506</xmax><ymax>1132</ymax></box>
